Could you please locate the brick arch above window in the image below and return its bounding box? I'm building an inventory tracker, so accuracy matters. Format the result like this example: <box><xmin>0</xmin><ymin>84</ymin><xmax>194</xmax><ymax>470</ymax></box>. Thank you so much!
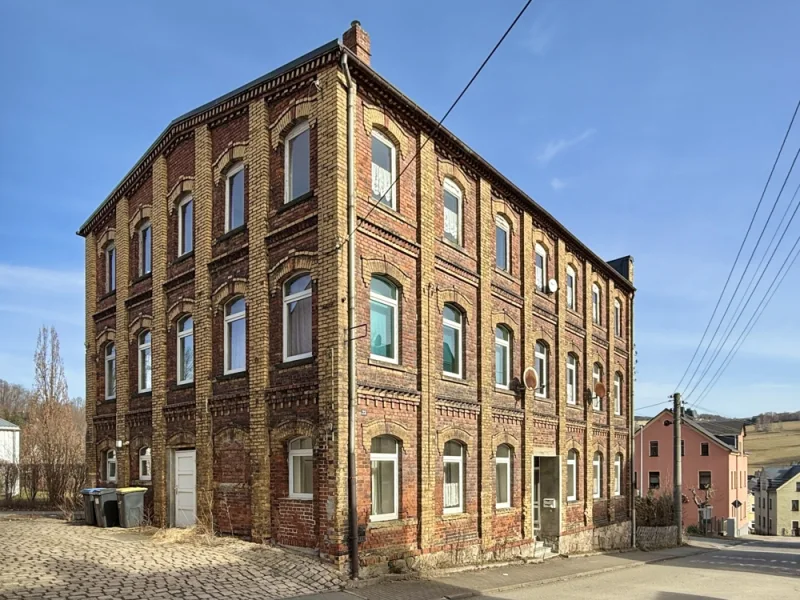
<box><xmin>130</xmin><ymin>435</ymin><xmax>152</xmax><ymax>454</ymax></box>
<box><xmin>362</xmin><ymin>101</ymin><xmax>409</xmax><ymax>157</ymax></box>
<box><xmin>166</xmin><ymin>430</ymin><xmax>196</xmax><ymax>449</ymax></box>
<box><xmin>360</xmin><ymin>256</ymin><xmax>410</xmax><ymax>291</ymax></box>
<box><xmin>272</xmin><ymin>417</ymin><xmax>316</xmax><ymax>444</ymax></box>
<box><xmin>167</xmin><ymin>298</ymin><xmax>195</xmax><ymax>330</ymax></box>
<box><xmin>167</xmin><ymin>177</ymin><xmax>195</xmax><ymax>214</ymax></box>
<box><xmin>492</xmin><ymin>431</ymin><xmax>519</xmax><ymax>453</ymax></box>
<box><xmin>269</xmin><ymin>96</ymin><xmax>318</xmax><ymax>149</ymax></box>
<box><xmin>563</xmin><ymin>339</ymin><xmax>582</xmax><ymax>356</ymax></box>
<box><xmin>492</xmin><ymin>311</ymin><xmax>519</xmax><ymax>329</ymax></box>
<box><xmin>211</xmin><ymin>278</ymin><xmax>248</xmax><ymax>311</ymax></box>
<box><xmin>95</xmin><ymin>327</ymin><xmax>116</xmax><ymax>352</ymax></box>
<box><xmin>97</xmin><ymin>228</ymin><xmax>116</xmax><ymax>255</ymax></box>
<box><xmin>436</xmin><ymin>426</ymin><xmax>474</xmax><ymax>456</ymax></box>
<box><xmin>213</xmin><ymin>426</ymin><xmax>249</xmax><ymax>449</ymax></box>
<box><xmin>129</xmin><ymin>205</ymin><xmax>153</xmax><ymax>238</ymax></box>
<box><xmin>565</xmin><ymin>437</ymin><xmax>584</xmax><ymax>452</ymax></box>
<box><xmin>436</xmin><ymin>157</ymin><xmax>475</xmax><ymax>196</ymax></box>
<box><xmin>128</xmin><ymin>313</ymin><xmax>153</xmax><ymax>336</ymax></box>
<box><xmin>532</xmin><ymin>328</ymin><xmax>555</xmax><ymax>350</ymax></box>
<box><xmin>435</xmin><ymin>287</ymin><xmax>474</xmax><ymax>313</ymax></box>
<box><xmin>269</xmin><ymin>251</ymin><xmax>318</xmax><ymax>295</ymax></box>
<box><xmin>360</xmin><ymin>419</ymin><xmax>411</xmax><ymax>452</ymax></box>
<box><xmin>96</xmin><ymin>437</ymin><xmax>116</xmax><ymax>453</ymax></box>
<box><xmin>212</xmin><ymin>141</ymin><xmax>249</xmax><ymax>184</ymax></box>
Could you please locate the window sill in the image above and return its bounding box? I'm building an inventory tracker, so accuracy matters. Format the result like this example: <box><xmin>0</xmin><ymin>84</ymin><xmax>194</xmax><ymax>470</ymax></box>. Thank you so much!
<box><xmin>278</xmin><ymin>190</ymin><xmax>314</xmax><ymax>214</ymax></box>
<box><xmin>441</xmin><ymin>374</ymin><xmax>468</xmax><ymax>386</ymax></box>
<box><xmin>367</xmin><ymin>196</ymin><xmax>415</xmax><ymax>227</ymax></box>
<box><xmin>173</xmin><ymin>251</ymin><xmax>194</xmax><ymax>265</ymax></box>
<box><xmin>494</xmin><ymin>387</ymin><xmax>517</xmax><ymax>398</ymax></box>
<box><xmin>103</xmin><ymin>397</ymin><xmax>117</xmax><ymax>403</ymax></box>
<box><xmin>534</xmin><ymin>394</ymin><xmax>553</xmax><ymax>402</ymax></box>
<box><xmin>495</xmin><ymin>506</ymin><xmax>515</xmax><ymax>514</ymax></box>
<box><xmin>368</xmin><ymin>358</ymin><xmax>407</xmax><ymax>372</ymax></box>
<box><xmin>276</xmin><ymin>356</ymin><xmax>315</xmax><ymax>369</ymax></box>
<box><xmin>215</xmin><ymin>224</ymin><xmax>247</xmax><ymax>244</ymax></box>
<box><xmin>170</xmin><ymin>382</ymin><xmax>195</xmax><ymax>391</ymax></box>
<box><xmin>285</xmin><ymin>495</ymin><xmax>313</xmax><ymax>502</ymax></box>
<box><xmin>441</xmin><ymin>237</ymin><xmax>471</xmax><ymax>258</ymax></box>
<box><xmin>441</xmin><ymin>512</ymin><xmax>469</xmax><ymax>521</ymax></box>
<box><xmin>215</xmin><ymin>371</ymin><xmax>247</xmax><ymax>382</ymax></box>
<box><xmin>99</xmin><ymin>290</ymin><xmax>117</xmax><ymax>302</ymax></box>
<box><xmin>132</xmin><ymin>391</ymin><xmax>152</xmax><ymax>399</ymax></box>
<box><xmin>132</xmin><ymin>272</ymin><xmax>152</xmax><ymax>285</ymax></box>
<box><xmin>494</xmin><ymin>267</ymin><xmax>520</xmax><ymax>285</ymax></box>
<box><xmin>368</xmin><ymin>517</ymin><xmax>417</xmax><ymax>529</ymax></box>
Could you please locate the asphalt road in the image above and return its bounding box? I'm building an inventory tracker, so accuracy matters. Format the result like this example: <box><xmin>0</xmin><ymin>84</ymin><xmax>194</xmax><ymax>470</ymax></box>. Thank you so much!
<box><xmin>485</xmin><ymin>537</ymin><xmax>800</xmax><ymax>600</ymax></box>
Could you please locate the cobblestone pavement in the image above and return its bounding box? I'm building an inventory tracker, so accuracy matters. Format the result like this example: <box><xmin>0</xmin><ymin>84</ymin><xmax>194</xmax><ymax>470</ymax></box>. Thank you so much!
<box><xmin>0</xmin><ymin>516</ymin><xmax>345</xmax><ymax>600</ymax></box>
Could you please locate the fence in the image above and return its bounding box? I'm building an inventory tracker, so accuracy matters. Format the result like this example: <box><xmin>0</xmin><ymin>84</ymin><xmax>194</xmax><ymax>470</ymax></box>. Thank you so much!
<box><xmin>0</xmin><ymin>461</ymin><xmax>85</xmax><ymax>508</ymax></box>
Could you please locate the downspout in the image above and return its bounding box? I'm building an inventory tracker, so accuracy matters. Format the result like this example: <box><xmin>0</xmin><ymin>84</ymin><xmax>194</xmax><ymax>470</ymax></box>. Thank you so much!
<box><xmin>342</xmin><ymin>52</ymin><xmax>359</xmax><ymax>580</ymax></box>
<box><xmin>630</xmin><ymin>301</ymin><xmax>636</xmax><ymax>549</ymax></box>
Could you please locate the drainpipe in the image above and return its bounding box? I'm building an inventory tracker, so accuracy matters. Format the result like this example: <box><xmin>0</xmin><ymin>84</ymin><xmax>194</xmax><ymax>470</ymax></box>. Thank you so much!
<box><xmin>341</xmin><ymin>52</ymin><xmax>359</xmax><ymax>580</ymax></box>
<box><xmin>630</xmin><ymin>303</ymin><xmax>636</xmax><ymax>549</ymax></box>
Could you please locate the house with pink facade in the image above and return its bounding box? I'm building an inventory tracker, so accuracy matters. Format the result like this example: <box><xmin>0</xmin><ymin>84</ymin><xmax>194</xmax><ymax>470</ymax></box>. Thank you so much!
<box><xmin>635</xmin><ymin>410</ymin><xmax>749</xmax><ymax>536</ymax></box>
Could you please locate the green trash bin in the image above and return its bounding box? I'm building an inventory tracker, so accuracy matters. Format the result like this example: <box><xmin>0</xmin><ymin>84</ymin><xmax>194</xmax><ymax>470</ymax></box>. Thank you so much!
<box><xmin>116</xmin><ymin>487</ymin><xmax>148</xmax><ymax>528</ymax></box>
<box><xmin>92</xmin><ymin>488</ymin><xmax>120</xmax><ymax>527</ymax></box>
<box><xmin>80</xmin><ymin>488</ymin><xmax>102</xmax><ymax>525</ymax></box>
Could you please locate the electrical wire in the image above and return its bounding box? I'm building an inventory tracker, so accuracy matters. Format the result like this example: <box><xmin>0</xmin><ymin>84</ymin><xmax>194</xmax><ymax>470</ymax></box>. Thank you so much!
<box><xmin>330</xmin><ymin>0</ymin><xmax>534</xmax><ymax>255</ymax></box>
<box><xmin>635</xmin><ymin>400</ymin><xmax>671</xmax><ymax>413</ymax></box>
<box><xmin>674</xmin><ymin>99</ymin><xmax>800</xmax><ymax>392</ymax></box>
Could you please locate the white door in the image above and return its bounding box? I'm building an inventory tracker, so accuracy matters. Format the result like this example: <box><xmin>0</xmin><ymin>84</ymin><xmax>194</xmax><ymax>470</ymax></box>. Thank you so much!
<box><xmin>173</xmin><ymin>449</ymin><xmax>196</xmax><ymax>527</ymax></box>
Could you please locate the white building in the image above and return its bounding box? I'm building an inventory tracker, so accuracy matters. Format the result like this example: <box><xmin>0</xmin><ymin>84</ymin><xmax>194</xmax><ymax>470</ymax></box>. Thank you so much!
<box><xmin>0</xmin><ymin>418</ymin><xmax>21</xmax><ymax>498</ymax></box>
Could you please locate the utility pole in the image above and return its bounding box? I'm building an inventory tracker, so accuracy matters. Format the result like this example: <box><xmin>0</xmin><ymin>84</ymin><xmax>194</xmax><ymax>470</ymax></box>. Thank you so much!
<box><xmin>673</xmin><ymin>392</ymin><xmax>682</xmax><ymax>546</ymax></box>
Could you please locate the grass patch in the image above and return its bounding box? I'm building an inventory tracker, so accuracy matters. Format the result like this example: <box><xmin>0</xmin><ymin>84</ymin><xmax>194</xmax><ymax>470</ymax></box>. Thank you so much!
<box><xmin>747</xmin><ymin>421</ymin><xmax>800</xmax><ymax>474</ymax></box>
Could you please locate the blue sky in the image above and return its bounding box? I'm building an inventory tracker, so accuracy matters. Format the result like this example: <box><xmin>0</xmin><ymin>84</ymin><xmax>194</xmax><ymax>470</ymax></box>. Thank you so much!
<box><xmin>1</xmin><ymin>1</ymin><xmax>798</xmax><ymax>417</ymax></box>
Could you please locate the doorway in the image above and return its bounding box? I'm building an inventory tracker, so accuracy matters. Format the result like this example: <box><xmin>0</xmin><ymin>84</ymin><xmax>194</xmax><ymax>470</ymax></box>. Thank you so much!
<box><xmin>532</xmin><ymin>455</ymin><xmax>561</xmax><ymax>540</ymax></box>
<box><xmin>173</xmin><ymin>449</ymin><xmax>196</xmax><ymax>527</ymax></box>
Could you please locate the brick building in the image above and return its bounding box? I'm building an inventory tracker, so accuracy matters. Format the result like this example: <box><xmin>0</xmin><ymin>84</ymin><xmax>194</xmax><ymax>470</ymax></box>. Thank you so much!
<box><xmin>78</xmin><ymin>23</ymin><xmax>635</xmax><ymax>574</ymax></box>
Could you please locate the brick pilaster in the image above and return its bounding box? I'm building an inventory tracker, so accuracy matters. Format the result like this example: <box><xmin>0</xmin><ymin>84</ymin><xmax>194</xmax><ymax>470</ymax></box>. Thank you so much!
<box><xmin>521</xmin><ymin>211</ymin><xmax>535</xmax><ymax>540</ymax></box>
<box><xmin>115</xmin><ymin>196</ymin><xmax>131</xmax><ymax>487</ymax></box>
<box><xmin>583</xmin><ymin>262</ymin><xmax>594</xmax><ymax>523</ymax></box>
<box><xmin>85</xmin><ymin>233</ymin><xmax>98</xmax><ymax>485</ymax></box>
<box><xmin>555</xmin><ymin>238</ymin><xmax>567</xmax><ymax>533</ymax></box>
<box><xmin>607</xmin><ymin>280</ymin><xmax>616</xmax><ymax>515</ymax></box>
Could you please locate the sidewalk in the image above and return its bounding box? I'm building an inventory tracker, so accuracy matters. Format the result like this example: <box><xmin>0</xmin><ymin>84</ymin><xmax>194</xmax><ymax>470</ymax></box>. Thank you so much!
<box><xmin>294</xmin><ymin>544</ymin><xmax>721</xmax><ymax>600</ymax></box>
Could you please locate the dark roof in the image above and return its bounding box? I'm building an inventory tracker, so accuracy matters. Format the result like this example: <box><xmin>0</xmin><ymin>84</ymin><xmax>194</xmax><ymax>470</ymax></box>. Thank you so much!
<box><xmin>698</xmin><ymin>419</ymin><xmax>747</xmax><ymax>436</ymax></box>
<box><xmin>640</xmin><ymin>409</ymin><xmax>740</xmax><ymax>453</ymax></box>
<box><xmin>0</xmin><ymin>417</ymin><xmax>20</xmax><ymax>430</ymax></box>
<box><xmin>759</xmin><ymin>465</ymin><xmax>800</xmax><ymax>491</ymax></box>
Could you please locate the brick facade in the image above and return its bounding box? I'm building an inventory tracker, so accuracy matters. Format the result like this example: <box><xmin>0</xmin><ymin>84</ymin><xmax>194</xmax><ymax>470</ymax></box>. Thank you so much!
<box><xmin>79</xmin><ymin>24</ymin><xmax>635</xmax><ymax>574</ymax></box>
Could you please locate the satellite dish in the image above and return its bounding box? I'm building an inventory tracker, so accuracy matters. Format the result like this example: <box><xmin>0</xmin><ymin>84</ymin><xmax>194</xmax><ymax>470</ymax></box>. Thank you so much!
<box><xmin>522</xmin><ymin>366</ymin><xmax>539</xmax><ymax>391</ymax></box>
<box><xmin>594</xmin><ymin>382</ymin><xmax>606</xmax><ymax>398</ymax></box>
<box><xmin>548</xmin><ymin>278</ymin><xmax>558</xmax><ymax>293</ymax></box>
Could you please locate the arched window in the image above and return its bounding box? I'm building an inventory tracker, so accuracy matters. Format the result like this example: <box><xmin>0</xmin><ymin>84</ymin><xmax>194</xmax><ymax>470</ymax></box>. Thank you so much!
<box><xmin>534</xmin><ymin>340</ymin><xmax>548</xmax><ymax>398</ymax></box>
<box><xmin>566</xmin><ymin>353</ymin><xmax>577</xmax><ymax>405</ymax></box>
<box><xmin>443</xmin><ymin>177</ymin><xmax>462</xmax><ymax>246</ymax></box>
<box><xmin>177</xmin><ymin>316</ymin><xmax>194</xmax><ymax>384</ymax></box>
<box><xmin>442</xmin><ymin>304</ymin><xmax>463</xmax><ymax>378</ymax></box>
<box><xmin>566</xmin><ymin>265</ymin><xmax>576</xmax><ymax>310</ymax></box>
<box><xmin>138</xmin><ymin>220</ymin><xmax>152</xmax><ymax>276</ymax></box>
<box><xmin>371</xmin><ymin>130</ymin><xmax>396</xmax><ymax>209</ymax></box>
<box><xmin>592</xmin><ymin>283</ymin><xmax>601</xmax><ymax>325</ymax></box>
<box><xmin>443</xmin><ymin>440</ymin><xmax>465</xmax><ymax>514</ymax></box>
<box><xmin>614</xmin><ymin>453</ymin><xmax>623</xmax><ymax>496</ymax></box>
<box><xmin>495</xmin><ymin>325</ymin><xmax>511</xmax><ymax>389</ymax></box>
<box><xmin>370</xmin><ymin>276</ymin><xmax>398</xmax><ymax>363</ymax></box>
<box><xmin>224</xmin><ymin>297</ymin><xmax>246</xmax><ymax>374</ymax></box>
<box><xmin>105</xmin><ymin>243</ymin><xmax>116</xmax><ymax>293</ymax></box>
<box><xmin>495</xmin><ymin>215</ymin><xmax>510</xmax><ymax>271</ymax></box>
<box><xmin>592</xmin><ymin>363</ymin><xmax>603</xmax><ymax>411</ymax></box>
<box><xmin>614</xmin><ymin>299</ymin><xmax>622</xmax><ymax>337</ymax></box>
<box><xmin>106</xmin><ymin>449</ymin><xmax>117</xmax><ymax>483</ymax></box>
<box><xmin>495</xmin><ymin>444</ymin><xmax>512</xmax><ymax>508</ymax></box>
<box><xmin>139</xmin><ymin>447</ymin><xmax>152</xmax><ymax>481</ymax></box>
<box><xmin>289</xmin><ymin>437</ymin><xmax>313</xmax><ymax>499</ymax></box>
<box><xmin>283</xmin><ymin>273</ymin><xmax>313</xmax><ymax>362</ymax></box>
<box><xmin>225</xmin><ymin>162</ymin><xmax>245</xmax><ymax>231</ymax></box>
<box><xmin>138</xmin><ymin>330</ymin><xmax>152</xmax><ymax>392</ymax></box>
<box><xmin>567</xmin><ymin>449</ymin><xmax>578</xmax><ymax>501</ymax></box>
<box><xmin>370</xmin><ymin>436</ymin><xmax>399</xmax><ymax>520</ymax></box>
<box><xmin>178</xmin><ymin>195</ymin><xmax>194</xmax><ymax>256</ymax></box>
<box><xmin>535</xmin><ymin>243</ymin><xmax>547</xmax><ymax>292</ymax></box>
<box><xmin>105</xmin><ymin>343</ymin><xmax>116</xmax><ymax>400</ymax></box>
<box><xmin>593</xmin><ymin>452</ymin><xmax>603</xmax><ymax>499</ymax></box>
<box><xmin>614</xmin><ymin>372</ymin><xmax>622</xmax><ymax>416</ymax></box>
<box><xmin>285</xmin><ymin>120</ymin><xmax>310</xmax><ymax>202</ymax></box>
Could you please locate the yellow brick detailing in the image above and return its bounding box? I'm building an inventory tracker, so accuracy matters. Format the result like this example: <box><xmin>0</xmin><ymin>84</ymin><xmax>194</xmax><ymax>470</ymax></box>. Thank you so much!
<box><xmin>269</xmin><ymin>96</ymin><xmax>318</xmax><ymax>149</ymax></box>
<box><xmin>521</xmin><ymin>210</ymin><xmax>535</xmax><ymax>540</ymax></box>
<box><xmin>150</xmin><ymin>157</ymin><xmax>168</xmax><ymax>525</ymax></box>
<box><xmin>84</xmin><ymin>232</ymin><xmax>98</xmax><ymax>485</ymax></box>
<box><xmin>555</xmin><ymin>237</ymin><xmax>567</xmax><ymax>530</ymax></box>
<box><xmin>115</xmin><ymin>196</ymin><xmax>131</xmax><ymax>487</ymax></box>
<box><xmin>583</xmin><ymin>261</ymin><xmax>593</xmax><ymax>522</ymax></box>
<box><xmin>212</xmin><ymin>142</ymin><xmax>249</xmax><ymax>184</ymax></box>
<box><xmin>128</xmin><ymin>203</ymin><xmax>152</xmax><ymax>237</ymax></box>
<box><xmin>247</xmin><ymin>98</ymin><xmax>271</xmax><ymax>542</ymax></box>
<box><xmin>361</xmin><ymin>101</ymin><xmax>408</xmax><ymax>157</ymax></box>
<box><xmin>167</xmin><ymin>177</ymin><xmax>194</xmax><ymax>213</ymax></box>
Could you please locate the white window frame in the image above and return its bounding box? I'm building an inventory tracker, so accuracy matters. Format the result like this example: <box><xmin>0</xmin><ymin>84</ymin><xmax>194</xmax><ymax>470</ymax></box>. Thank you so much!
<box><xmin>566</xmin><ymin>354</ymin><xmax>577</xmax><ymax>405</ymax></box>
<box><xmin>495</xmin><ymin>326</ymin><xmax>511</xmax><ymax>390</ymax></box>
<box><xmin>106</xmin><ymin>243</ymin><xmax>116</xmax><ymax>293</ymax></box>
<box><xmin>495</xmin><ymin>214</ymin><xmax>510</xmax><ymax>272</ymax></box>
<box><xmin>614</xmin><ymin>372</ymin><xmax>622</xmax><ymax>415</ymax></box>
<box><xmin>224</xmin><ymin>297</ymin><xmax>246</xmax><ymax>375</ymax></box>
<box><xmin>177</xmin><ymin>195</ymin><xmax>193</xmax><ymax>256</ymax></box>
<box><xmin>106</xmin><ymin>449</ymin><xmax>117</xmax><ymax>483</ymax></box>
<box><xmin>283</xmin><ymin>274</ymin><xmax>313</xmax><ymax>362</ymax></box>
<box><xmin>443</xmin><ymin>441</ymin><xmax>464</xmax><ymax>514</ymax></box>
<box><xmin>139</xmin><ymin>447</ymin><xmax>152</xmax><ymax>482</ymax></box>
<box><xmin>371</xmin><ymin>130</ymin><xmax>397</xmax><ymax>209</ymax></box>
<box><xmin>535</xmin><ymin>243</ymin><xmax>547</xmax><ymax>292</ymax></box>
<box><xmin>370</xmin><ymin>437</ymin><xmax>399</xmax><ymax>521</ymax></box>
<box><xmin>285</xmin><ymin>120</ymin><xmax>310</xmax><ymax>203</ymax></box>
<box><xmin>593</xmin><ymin>452</ymin><xmax>602</xmax><ymax>499</ymax></box>
<box><xmin>225</xmin><ymin>162</ymin><xmax>245</xmax><ymax>232</ymax></box>
<box><xmin>614</xmin><ymin>454</ymin><xmax>622</xmax><ymax>496</ymax></box>
<box><xmin>138</xmin><ymin>330</ymin><xmax>152</xmax><ymax>393</ymax></box>
<box><xmin>443</xmin><ymin>177</ymin><xmax>463</xmax><ymax>246</ymax></box>
<box><xmin>442</xmin><ymin>304</ymin><xmax>463</xmax><ymax>378</ymax></box>
<box><xmin>592</xmin><ymin>363</ymin><xmax>603</xmax><ymax>411</ymax></box>
<box><xmin>534</xmin><ymin>341</ymin><xmax>548</xmax><ymax>398</ymax></box>
<box><xmin>592</xmin><ymin>283</ymin><xmax>601</xmax><ymax>325</ymax></box>
<box><xmin>177</xmin><ymin>316</ymin><xmax>194</xmax><ymax>385</ymax></box>
<box><xmin>369</xmin><ymin>277</ymin><xmax>399</xmax><ymax>364</ymax></box>
<box><xmin>566</xmin><ymin>265</ymin><xmax>576</xmax><ymax>310</ymax></box>
<box><xmin>614</xmin><ymin>299</ymin><xmax>622</xmax><ymax>337</ymax></box>
<box><xmin>288</xmin><ymin>437</ymin><xmax>313</xmax><ymax>500</ymax></box>
<box><xmin>567</xmin><ymin>449</ymin><xmax>577</xmax><ymax>501</ymax></box>
<box><xmin>495</xmin><ymin>445</ymin><xmax>511</xmax><ymax>509</ymax></box>
<box><xmin>138</xmin><ymin>221</ymin><xmax>152</xmax><ymax>276</ymax></box>
<box><xmin>105</xmin><ymin>343</ymin><xmax>116</xmax><ymax>400</ymax></box>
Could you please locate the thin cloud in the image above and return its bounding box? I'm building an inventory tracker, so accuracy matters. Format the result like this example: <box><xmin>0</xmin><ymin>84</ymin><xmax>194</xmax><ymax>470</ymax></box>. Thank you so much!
<box><xmin>550</xmin><ymin>177</ymin><xmax>568</xmax><ymax>191</ymax></box>
<box><xmin>522</xmin><ymin>18</ymin><xmax>556</xmax><ymax>56</ymax></box>
<box><xmin>537</xmin><ymin>128</ymin><xmax>596</xmax><ymax>165</ymax></box>
<box><xmin>0</xmin><ymin>263</ymin><xmax>83</xmax><ymax>294</ymax></box>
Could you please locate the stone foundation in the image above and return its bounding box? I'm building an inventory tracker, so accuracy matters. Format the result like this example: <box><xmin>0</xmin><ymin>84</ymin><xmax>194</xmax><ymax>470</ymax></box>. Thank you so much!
<box><xmin>635</xmin><ymin>525</ymin><xmax>678</xmax><ymax>550</ymax></box>
<box><xmin>556</xmin><ymin>520</ymin><xmax>632</xmax><ymax>555</ymax></box>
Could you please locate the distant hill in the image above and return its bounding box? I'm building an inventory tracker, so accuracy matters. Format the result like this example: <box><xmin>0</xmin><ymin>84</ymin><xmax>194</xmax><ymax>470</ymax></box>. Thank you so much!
<box><xmin>746</xmin><ymin>421</ymin><xmax>800</xmax><ymax>475</ymax></box>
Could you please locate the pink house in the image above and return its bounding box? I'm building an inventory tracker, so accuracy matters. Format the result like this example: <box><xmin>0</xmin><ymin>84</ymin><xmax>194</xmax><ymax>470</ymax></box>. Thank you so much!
<box><xmin>634</xmin><ymin>409</ymin><xmax>749</xmax><ymax>535</ymax></box>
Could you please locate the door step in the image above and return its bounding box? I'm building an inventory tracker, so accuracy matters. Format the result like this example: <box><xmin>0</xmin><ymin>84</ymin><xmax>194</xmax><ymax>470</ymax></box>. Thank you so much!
<box><xmin>533</xmin><ymin>539</ymin><xmax>558</xmax><ymax>560</ymax></box>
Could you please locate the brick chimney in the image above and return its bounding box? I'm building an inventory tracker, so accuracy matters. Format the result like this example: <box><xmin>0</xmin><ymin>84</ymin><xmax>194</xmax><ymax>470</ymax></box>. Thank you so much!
<box><xmin>343</xmin><ymin>20</ymin><xmax>371</xmax><ymax>65</ymax></box>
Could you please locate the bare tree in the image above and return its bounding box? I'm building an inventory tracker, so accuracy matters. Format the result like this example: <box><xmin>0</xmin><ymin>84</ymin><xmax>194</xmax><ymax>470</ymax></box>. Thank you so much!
<box><xmin>0</xmin><ymin>379</ymin><xmax>33</xmax><ymax>425</ymax></box>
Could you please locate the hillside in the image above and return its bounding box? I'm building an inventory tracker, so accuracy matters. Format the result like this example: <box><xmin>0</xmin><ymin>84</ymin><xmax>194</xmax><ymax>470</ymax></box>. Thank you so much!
<box><xmin>745</xmin><ymin>420</ymin><xmax>800</xmax><ymax>475</ymax></box>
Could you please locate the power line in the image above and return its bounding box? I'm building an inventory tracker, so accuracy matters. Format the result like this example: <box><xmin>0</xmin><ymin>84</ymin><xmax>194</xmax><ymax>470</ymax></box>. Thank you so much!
<box><xmin>635</xmin><ymin>400</ymin><xmax>671</xmax><ymax>413</ymax></box>
<box><xmin>330</xmin><ymin>0</ymin><xmax>534</xmax><ymax>255</ymax></box>
<box><xmin>674</xmin><ymin>99</ymin><xmax>800</xmax><ymax>392</ymax></box>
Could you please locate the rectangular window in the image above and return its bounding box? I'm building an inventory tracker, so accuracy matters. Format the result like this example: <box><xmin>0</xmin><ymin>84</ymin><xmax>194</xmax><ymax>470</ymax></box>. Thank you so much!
<box><xmin>535</xmin><ymin>245</ymin><xmax>546</xmax><ymax>292</ymax></box>
<box><xmin>614</xmin><ymin>300</ymin><xmax>622</xmax><ymax>337</ymax></box>
<box><xmin>286</xmin><ymin>122</ymin><xmax>310</xmax><ymax>202</ymax></box>
<box><xmin>699</xmin><ymin>471</ymin><xmax>712</xmax><ymax>490</ymax></box>
<box><xmin>442</xmin><ymin>306</ymin><xmax>462</xmax><ymax>377</ymax></box>
<box><xmin>371</xmin><ymin>130</ymin><xmax>395</xmax><ymax>208</ymax></box>
<box><xmin>701</xmin><ymin>442</ymin><xmax>709</xmax><ymax>456</ymax></box>
<box><xmin>495</xmin><ymin>216</ymin><xmax>509</xmax><ymax>271</ymax></box>
<box><xmin>792</xmin><ymin>500</ymin><xmax>799</xmax><ymax>512</ymax></box>
<box><xmin>443</xmin><ymin>442</ymin><xmax>463</xmax><ymax>514</ymax></box>
<box><xmin>796</xmin><ymin>482</ymin><xmax>800</xmax><ymax>492</ymax></box>
<box><xmin>106</xmin><ymin>245</ymin><xmax>116</xmax><ymax>293</ymax></box>
<box><xmin>592</xmin><ymin>284</ymin><xmax>601</xmax><ymax>325</ymax></box>
<box><xmin>224</xmin><ymin>299</ymin><xmax>246</xmax><ymax>374</ymax></box>
<box><xmin>614</xmin><ymin>374</ymin><xmax>621</xmax><ymax>415</ymax></box>
<box><xmin>139</xmin><ymin>447</ymin><xmax>151</xmax><ymax>482</ymax></box>
<box><xmin>566</xmin><ymin>356</ymin><xmax>577</xmax><ymax>404</ymax></box>
<box><xmin>138</xmin><ymin>332</ymin><xmax>152</xmax><ymax>393</ymax></box>
<box><xmin>178</xmin><ymin>317</ymin><xmax>194</xmax><ymax>384</ymax></box>
<box><xmin>614</xmin><ymin>455</ymin><xmax>622</xmax><ymax>496</ymax></box>
<box><xmin>495</xmin><ymin>327</ymin><xmax>510</xmax><ymax>389</ymax></box>
<box><xmin>283</xmin><ymin>274</ymin><xmax>313</xmax><ymax>362</ymax></box>
<box><xmin>495</xmin><ymin>447</ymin><xmax>511</xmax><ymax>508</ymax></box>
<box><xmin>534</xmin><ymin>342</ymin><xmax>548</xmax><ymax>398</ymax></box>
<box><xmin>370</xmin><ymin>437</ymin><xmax>398</xmax><ymax>521</ymax></box>
<box><xmin>443</xmin><ymin>179</ymin><xmax>461</xmax><ymax>245</ymax></box>
<box><xmin>567</xmin><ymin>452</ymin><xmax>577</xmax><ymax>501</ymax></box>
<box><xmin>592</xmin><ymin>364</ymin><xmax>602</xmax><ymax>411</ymax></box>
<box><xmin>681</xmin><ymin>440</ymin><xmax>685</xmax><ymax>457</ymax></box>
<box><xmin>289</xmin><ymin>438</ymin><xmax>313</xmax><ymax>499</ymax></box>
<box><xmin>649</xmin><ymin>441</ymin><xmax>658</xmax><ymax>457</ymax></box>
<box><xmin>370</xmin><ymin>277</ymin><xmax>398</xmax><ymax>363</ymax></box>
<box><xmin>178</xmin><ymin>197</ymin><xmax>193</xmax><ymax>255</ymax></box>
<box><xmin>649</xmin><ymin>471</ymin><xmax>660</xmax><ymax>489</ymax></box>
<box><xmin>226</xmin><ymin>163</ymin><xmax>245</xmax><ymax>231</ymax></box>
<box><xmin>566</xmin><ymin>267</ymin><xmax>576</xmax><ymax>310</ymax></box>
<box><xmin>105</xmin><ymin>345</ymin><xmax>116</xmax><ymax>400</ymax></box>
<box><xmin>593</xmin><ymin>454</ymin><xmax>602</xmax><ymax>499</ymax></box>
<box><xmin>140</xmin><ymin>223</ymin><xmax>152</xmax><ymax>276</ymax></box>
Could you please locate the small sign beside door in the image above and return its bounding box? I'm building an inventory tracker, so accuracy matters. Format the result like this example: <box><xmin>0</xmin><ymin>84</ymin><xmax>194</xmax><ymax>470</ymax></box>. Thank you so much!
<box><xmin>543</xmin><ymin>498</ymin><xmax>557</xmax><ymax>508</ymax></box>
